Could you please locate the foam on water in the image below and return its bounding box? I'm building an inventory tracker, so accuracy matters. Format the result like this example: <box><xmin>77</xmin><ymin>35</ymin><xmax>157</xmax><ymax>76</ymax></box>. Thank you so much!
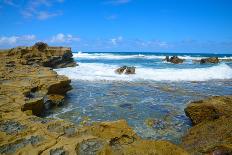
<box><xmin>56</xmin><ymin>63</ymin><xmax>232</xmax><ymax>81</ymax></box>
<box><xmin>73</xmin><ymin>52</ymin><xmax>205</xmax><ymax>60</ymax></box>
<box><xmin>73</xmin><ymin>52</ymin><xmax>232</xmax><ymax>60</ymax></box>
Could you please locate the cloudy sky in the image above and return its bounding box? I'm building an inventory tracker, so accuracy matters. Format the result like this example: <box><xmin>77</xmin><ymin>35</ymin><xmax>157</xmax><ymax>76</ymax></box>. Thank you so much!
<box><xmin>0</xmin><ymin>0</ymin><xmax>232</xmax><ymax>53</ymax></box>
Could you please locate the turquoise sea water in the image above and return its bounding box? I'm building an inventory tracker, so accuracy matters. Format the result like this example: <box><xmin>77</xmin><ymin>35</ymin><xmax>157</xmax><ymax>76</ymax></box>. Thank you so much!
<box><xmin>49</xmin><ymin>52</ymin><xmax>232</xmax><ymax>144</ymax></box>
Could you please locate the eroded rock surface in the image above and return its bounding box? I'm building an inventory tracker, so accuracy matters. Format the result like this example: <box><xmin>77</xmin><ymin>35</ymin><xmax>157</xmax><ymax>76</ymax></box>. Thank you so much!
<box><xmin>182</xmin><ymin>96</ymin><xmax>232</xmax><ymax>154</ymax></box>
<box><xmin>5</xmin><ymin>42</ymin><xmax>77</xmax><ymax>68</ymax></box>
<box><xmin>0</xmin><ymin>46</ymin><xmax>188</xmax><ymax>155</ymax></box>
<box><xmin>185</xmin><ymin>96</ymin><xmax>232</xmax><ymax>125</ymax></box>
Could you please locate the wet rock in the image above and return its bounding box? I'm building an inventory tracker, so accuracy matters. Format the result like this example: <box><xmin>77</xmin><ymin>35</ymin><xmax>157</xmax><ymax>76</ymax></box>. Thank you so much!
<box><xmin>76</xmin><ymin>139</ymin><xmax>104</xmax><ymax>155</ymax></box>
<box><xmin>115</xmin><ymin>66</ymin><xmax>127</xmax><ymax>74</ymax></box>
<box><xmin>50</xmin><ymin>147</ymin><xmax>69</xmax><ymax>155</ymax></box>
<box><xmin>47</xmin><ymin>94</ymin><xmax>65</xmax><ymax>107</ymax></box>
<box><xmin>185</xmin><ymin>96</ymin><xmax>232</xmax><ymax>125</ymax></box>
<box><xmin>200</xmin><ymin>57</ymin><xmax>219</xmax><ymax>64</ymax></box>
<box><xmin>0</xmin><ymin>136</ymin><xmax>43</xmax><ymax>154</ymax></box>
<box><xmin>22</xmin><ymin>97</ymin><xmax>44</xmax><ymax>116</ymax></box>
<box><xmin>163</xmin><ymin>56</ymin><xmax>170</xmax><ymax>62</ymax></box>
<box><xmin>119</xmin><ymin>103</ymin><xmax>133</xmax><ymax>109</ymax></box>
<box><xmin>47</xmin><ymin>78</ymin><xmax>72</xmax><ymax>95</ymax></box>
<box><xmin>164</xmin><ymin>56</ymin><xmax>184</xmax><ymax>64</ymax></box>
<box><xmin>125</xmin><ymin>66</ymin><xmax>136</xmax><ymax>74</ymax></box>
<box><xmin>0</xmin><ymin>120</ymin><xmax>27</xmax><ymax>135</ymax></box>
<box><xmin>115</xmin><ymin>66</ymin><xmax>136</xmax><ymax>74</ymax></box>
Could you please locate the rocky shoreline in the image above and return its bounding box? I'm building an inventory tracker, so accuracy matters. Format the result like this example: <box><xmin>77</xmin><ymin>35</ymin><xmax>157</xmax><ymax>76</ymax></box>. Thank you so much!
<box><xmin>0</xmin><ymin>44</ymin><xmax>231</xmax><ymax>154</ymax></box>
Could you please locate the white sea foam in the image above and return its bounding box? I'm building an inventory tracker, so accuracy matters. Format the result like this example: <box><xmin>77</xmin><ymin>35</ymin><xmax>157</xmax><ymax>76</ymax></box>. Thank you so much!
<box><xmin>56</xmin><ymin>63</ymin><xmax>232</xmax><ymax>81</ymax></box>
<box><xmin>73</xmin><ymin>52</ymin><xmax>232</xmax><ymax>60</ymax></box>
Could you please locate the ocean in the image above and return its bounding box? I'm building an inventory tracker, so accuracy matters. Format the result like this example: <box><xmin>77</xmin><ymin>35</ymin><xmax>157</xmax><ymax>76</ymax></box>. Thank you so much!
<box><xmin>49</xmin><ymin>52</ymin><xmax>232</xmax><ymax>144</ymax></box>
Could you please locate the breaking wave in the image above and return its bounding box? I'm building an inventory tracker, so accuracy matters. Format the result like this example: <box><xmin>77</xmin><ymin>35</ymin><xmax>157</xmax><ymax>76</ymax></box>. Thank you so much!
<box><xmin>56</xmin><ymin>63</ymin><xmax>232</xmax><ymax>81</ymax></box>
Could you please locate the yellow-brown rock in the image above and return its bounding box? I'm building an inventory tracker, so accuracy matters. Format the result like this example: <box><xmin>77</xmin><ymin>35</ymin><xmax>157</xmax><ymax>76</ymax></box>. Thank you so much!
<box><xmin>185</xmin><ymin>96</ymin><xmax>232</xmax><ymax>125</ymax></box>
<box><xmin>181</xmin><ymin>116</ymin><xmax>232</xmax><ymax>154</ymax></box>
<box><xmin>182</xmin><ymin>96</ymin><xmax>232</xmax><ymax>154</ymax></box>
<box><xmin>0</xmin><ymin>45</ymin><xmax>188</xmax><ymax>155</ymax></box>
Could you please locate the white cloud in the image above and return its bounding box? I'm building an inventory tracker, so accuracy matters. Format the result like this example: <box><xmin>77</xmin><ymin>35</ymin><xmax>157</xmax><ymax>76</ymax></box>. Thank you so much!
<box><xmin>37</xmin><ymin>11</ymin><xmax>62</xmax><ymax>20</ymax></box>
<box><xmin>105</xmin><ymin>0</ymin><xmax>131</xmax><ymax>5</ymax></box>
<box><xmin>0</xmin><ymin>35</ymin><xmax>36</xmax><ymax>45</ymax></box>
<box><xmin>21</xmin><ymin>0</ymin><xmax>63</xmax><ymax>20</ymax></box>
<box><xmin>111</xmin><ymin>36</ymin><xmax>123</xmax><ymax>45</ymax></box>
<box><xmin>50</xmin><ymin>33</ymin><xmax>80</xmax><ymax>43</ymax></box>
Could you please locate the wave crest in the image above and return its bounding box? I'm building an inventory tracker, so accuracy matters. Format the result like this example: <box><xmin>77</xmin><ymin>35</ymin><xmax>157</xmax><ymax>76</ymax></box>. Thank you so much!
<box><xmin>55</xmin><ymin>63</ymin><xmax>232</xmax><ymax>81</ymax></box>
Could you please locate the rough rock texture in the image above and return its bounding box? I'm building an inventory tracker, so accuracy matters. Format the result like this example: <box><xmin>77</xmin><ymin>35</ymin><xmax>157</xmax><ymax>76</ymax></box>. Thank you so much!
<box><xmin>182</xmin><ymin>96</ymin><xmax>232</xmax><ymax>154</ymax></box>
<box><xmin>185</xmin><ymin>96</ymin><xmax>232</xmax><ymax>125</ymax></box>
<box><xmin>200</xmin><ymin>57</ymin><xmax>219</xmax><ymax>64</ymax></box>
<box><xmin>115</xmin><ymin>66</ymin><xmax>136</xmax><ymax>74</ymax></box>
<box><xmin>0</xmin><ymin>47</ymin><xmax>188</xmax><ymax>155</ymax></box>
<box><xmin>163</xmin><ymin>56</ymin><xmax>184</xmax><ymax>64</ymax></box>
<box><xmin>6</xmin><ymin>43</ymin><xmax>77</xmax><ymax>68</ymax></box>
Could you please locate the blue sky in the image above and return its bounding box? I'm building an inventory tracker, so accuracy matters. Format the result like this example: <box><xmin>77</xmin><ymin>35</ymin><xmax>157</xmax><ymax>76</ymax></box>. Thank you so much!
<box><xmin>0</xmin><ymin>0</ymin><xmax>232</xmax><ymax>53</ymax></box>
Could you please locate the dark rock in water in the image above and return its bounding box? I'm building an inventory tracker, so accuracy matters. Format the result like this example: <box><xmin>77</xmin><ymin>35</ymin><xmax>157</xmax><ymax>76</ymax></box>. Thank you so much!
<box><xmin>115</xmin><ymin>66</ymin><xmax>127</xmax><ymax>74</ymax></box>
<box><xmin>163</xmin><ymin>56</ymin><xmax>184</xmax><ymax>64</ymax></box>
<box><xmin>44</xmin><ymin>94</ymin><xmax>65</xmax><ymax>110</ymax></box>
<box><xmin>163</xmin><ymin>56</ymin><xmax>170</xmax><ymax>62</ymax></box>
<box><xmin>200</xmin><ymin>57</ymin><xmax>219</xmax><ymax>64</ymax></box>
<box><xmin>169</xmin><ymin>56</ymin><xmax>184</xmax><ymax>64</ymax></box>
<box><xmin>125</xmin><ymin>66</ymin><xmax>136</xmax><ymax>74</ymax></box>
<box><xmin>115</xmin><ymin>66</ymin><xmax>136</xmax><ymax>74</ymax></box>
<box><xmin>119</xmin><ymin>103</ymin><xmax>133</xmax><ymax>109</ymax></box>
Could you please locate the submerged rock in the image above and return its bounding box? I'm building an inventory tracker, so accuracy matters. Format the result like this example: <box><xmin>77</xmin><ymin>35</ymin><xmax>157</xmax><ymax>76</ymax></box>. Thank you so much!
<box><xmin>115</xmin><ymin>66</ymin><xmax>136</xmax><ymax>74</ymax></box>
<box><xmin>163</xmin><ymin>56</ymin><xmax>184</xmax><ymax>64</ymax></box>
<box><xmin>119</xmin><ymin>103</ymin><xmax>133</xmax><ymax>109</ymax></box>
